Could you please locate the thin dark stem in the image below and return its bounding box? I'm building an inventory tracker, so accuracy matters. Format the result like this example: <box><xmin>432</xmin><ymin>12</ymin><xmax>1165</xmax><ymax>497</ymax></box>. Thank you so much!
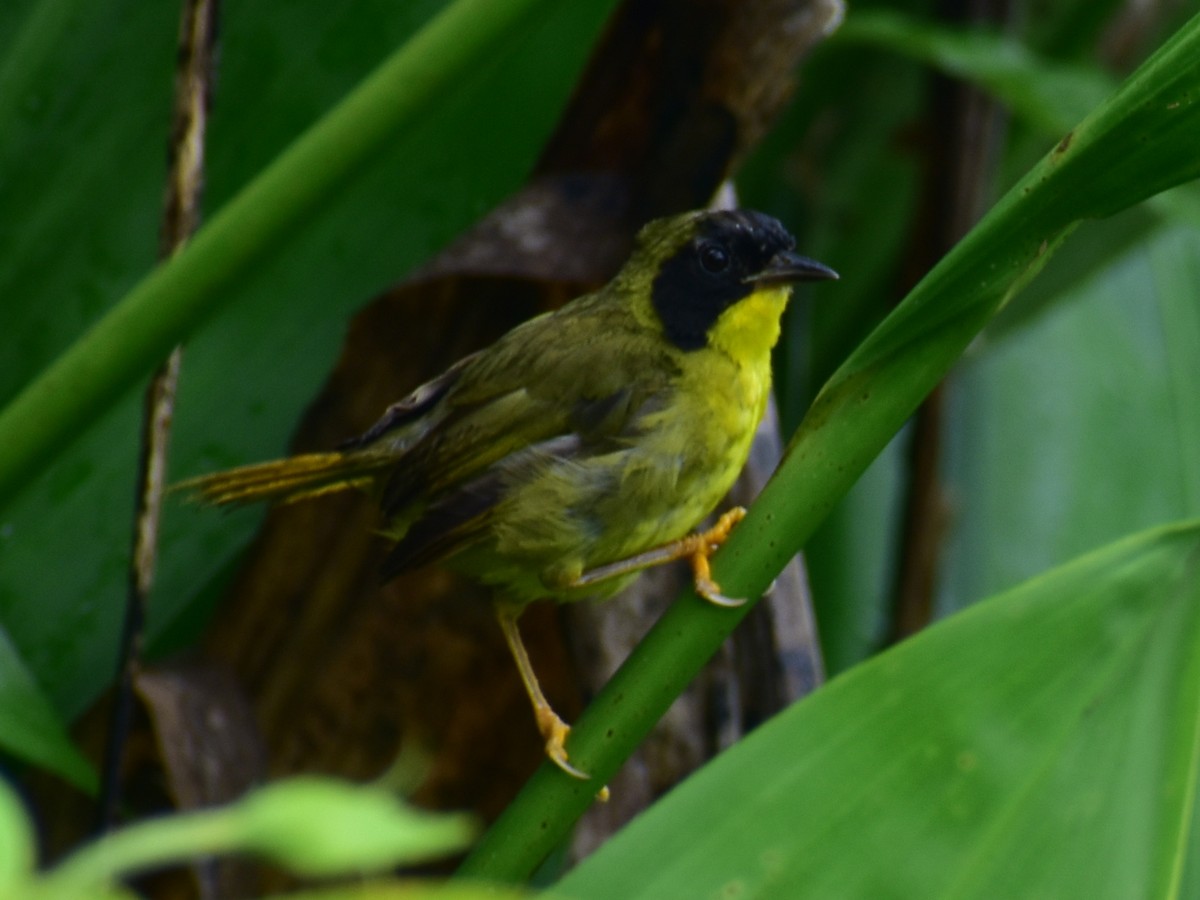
<box><xmin>889</xmin><ymin>384</ymin><xmax>945</xmax><ymax>640</ymax></box>
<box><xmin>97</xmin><ymin>0</ymin><xmax>219</xmax><ymax>832</ymax></box>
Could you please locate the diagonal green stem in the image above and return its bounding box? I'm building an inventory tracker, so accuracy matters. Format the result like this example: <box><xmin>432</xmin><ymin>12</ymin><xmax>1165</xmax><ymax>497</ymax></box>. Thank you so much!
<box><xmin>0</xmin><ymin>0</ymin><xmax>554</xmax><ymax>509</ymax></box>
<box><xmin>458</xmin><ymin>11</ymin><xmax>1200</xmax><ymax>883</ymax></box>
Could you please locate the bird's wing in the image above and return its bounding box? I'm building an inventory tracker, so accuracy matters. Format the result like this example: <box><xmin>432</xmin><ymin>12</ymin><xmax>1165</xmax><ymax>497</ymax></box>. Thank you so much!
<box><xmin>379</xmin><ymin>433</ymin><xmax>585</xmax><ymax>578</ymax></box>
<box><xmin>376</xmin><ymin>300</ymin><xmax>678</xmax><ymax>573</ymax></box>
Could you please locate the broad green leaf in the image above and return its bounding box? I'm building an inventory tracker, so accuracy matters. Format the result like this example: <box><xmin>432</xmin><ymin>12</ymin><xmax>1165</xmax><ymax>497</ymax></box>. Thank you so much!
<box><xmin>558</xmin><ymin>522</ymin><xmax>1200</xmax><ymax>899</ymax></box>
<box><xmin>0</xmin><ymin>628</ymin><xmax>95</xmax><ymax>791</ymax></box>
<box><xmin>0</xmin><ymin>0</ymin><xmax>177</xmax><ymax>405</ymax></box>
<box><xmin>0</xmin><ymin>0</ymin><xmax>616</xmax><ymax>717</ymax></box>
<box><xmin>1150</xmin><ymin>227</ymin><xmax>1200</xmax><ymax>512</ymax></box>
<box><xmin>940</xmin><ymin>223</ymin><xmax>1200</xmax><ymax>613</ymax></box>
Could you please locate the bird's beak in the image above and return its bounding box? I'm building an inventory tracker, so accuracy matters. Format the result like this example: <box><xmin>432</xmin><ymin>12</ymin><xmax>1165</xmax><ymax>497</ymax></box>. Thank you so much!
<box><xmin>747</xmin><ymin>250</ymin><xmax>839</xmax><ymax>286</ymax></box>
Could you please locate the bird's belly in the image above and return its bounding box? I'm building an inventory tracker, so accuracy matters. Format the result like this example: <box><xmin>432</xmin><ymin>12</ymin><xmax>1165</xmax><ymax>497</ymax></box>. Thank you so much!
<box><xmin>459</xmin><ymin>355</ymin><xmax>769</xmax><ymax>603</ymax></box>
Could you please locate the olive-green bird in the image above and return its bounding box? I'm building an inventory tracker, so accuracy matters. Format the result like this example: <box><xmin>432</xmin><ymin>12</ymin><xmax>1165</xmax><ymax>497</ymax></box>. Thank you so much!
<box><xmin>181</xmin><ymin>209</ymin><xmax>837</xmax><ymax>778</ymax></box>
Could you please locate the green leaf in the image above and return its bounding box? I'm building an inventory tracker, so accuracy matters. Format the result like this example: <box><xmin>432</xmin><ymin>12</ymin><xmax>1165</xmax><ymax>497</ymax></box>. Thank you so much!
<box><xmin>558</xmin><ymin>522</ymin><xmax>1200</xmax><ymax>898</ymax></box>
<box><xmin>236</xmin><ymin>778</ymin><xmax>476</xmax><ymax>877</ymax></box>
<box><xmin>0</xmin><ymin>0</ymin><xmax>580</xmax><ymax>503</ymax></box>
<box><xmin>0</xmin><ymin>628</ymin><xmax>95</xmax><ymax>791</ymax></box>
<box><xmin>44</xmin><ymin>777</ymin><xmax>474</xmax><ymax>893</ymax></box>
<box><xmin>0</xmin><ymin>777</ymin><xmax>36</xmax><ymax>892</ymax></box>
<box><xmin>0</xmin><ymin>0</ymin><xmax>616</xmax><ymax>717</ymax></box>
<box><xmin>941</xmin><ymin>222</ymin><xmax>1200</xmax><ymax>612</ymax></box>
<box><xmin>0</xmin><ymin>0</ymin><xmax>176</xmax><ymax>408</ymax></box>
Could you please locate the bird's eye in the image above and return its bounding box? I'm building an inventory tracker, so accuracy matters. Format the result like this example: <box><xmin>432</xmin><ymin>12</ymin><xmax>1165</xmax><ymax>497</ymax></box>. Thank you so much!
<box><xmin>698</xmin><ymin>242</ymin><xmax>730</xmax><ymax>275</ymax></box>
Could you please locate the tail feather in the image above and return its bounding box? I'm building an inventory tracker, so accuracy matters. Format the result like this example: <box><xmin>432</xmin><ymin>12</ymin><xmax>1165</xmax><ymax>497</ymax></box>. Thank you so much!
<box><xmin>175</xmin><ymin>450</ymin><xmax>393</xmax><ymax>506</ymax></box>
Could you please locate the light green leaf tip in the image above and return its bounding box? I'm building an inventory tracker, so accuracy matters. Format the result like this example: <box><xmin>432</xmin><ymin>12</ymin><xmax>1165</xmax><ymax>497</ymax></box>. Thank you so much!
<box><xmin>0</xmin><ymin>628</ymin><xmax>97</xmax><ymax>793</ymax></box>
<box><xmin>43</xmin><ymin>777</ymin><xmax>475</xmax><ymax>893</ymax></box>
<box><xmin>237</xmin><ymin>777</ymin><xmax>477</xmax><ymax>877</ymax></box>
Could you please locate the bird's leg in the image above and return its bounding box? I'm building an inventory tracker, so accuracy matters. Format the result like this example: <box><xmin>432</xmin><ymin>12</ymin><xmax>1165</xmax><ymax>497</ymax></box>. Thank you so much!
<box><xmin>570</xmin><ymin>506</ymin><xmax>749</xmax><ymax>607</ymax></box>
<box><xmin>495</xmin><ymin>603</ymin><xmax>589</xmax><ymax>780</ymax></box>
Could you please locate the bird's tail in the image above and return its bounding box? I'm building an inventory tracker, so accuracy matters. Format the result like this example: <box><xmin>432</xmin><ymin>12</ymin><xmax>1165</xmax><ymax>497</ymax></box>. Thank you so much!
<box><xmin>175</xmin><ymin>450</ymin><xmax>394</xmax><ymax>507</ymax></box>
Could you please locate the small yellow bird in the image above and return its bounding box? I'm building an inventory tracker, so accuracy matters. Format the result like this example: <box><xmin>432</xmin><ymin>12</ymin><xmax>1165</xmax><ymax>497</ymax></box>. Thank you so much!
<box><xmin>181</xmin><ymin>209</ymin><xmax>836</xmax><ymax>778</ymax></box>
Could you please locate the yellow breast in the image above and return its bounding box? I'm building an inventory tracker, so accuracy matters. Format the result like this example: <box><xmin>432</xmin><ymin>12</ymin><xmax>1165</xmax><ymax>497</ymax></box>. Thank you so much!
<box><xmin>628</xmin><ymin>284</ymin><xmax>786</xmax><ymax>551</ymax></box>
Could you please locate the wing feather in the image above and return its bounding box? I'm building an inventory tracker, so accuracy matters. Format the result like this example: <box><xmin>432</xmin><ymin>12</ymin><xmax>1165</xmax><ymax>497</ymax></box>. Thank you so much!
<box><xmin>376</xmin><ymin>297</ymin><xmax>675</xmax><ymax>515</ymax></box>
<box><xmin>381</xmin><ymin>435</ymin><xmax>583</xmax><ymax>579</ymax></box>
<box><xmin>369</xmin><ymin>293</ymin><xmax>681</xmax><ymax>574</ymax></box>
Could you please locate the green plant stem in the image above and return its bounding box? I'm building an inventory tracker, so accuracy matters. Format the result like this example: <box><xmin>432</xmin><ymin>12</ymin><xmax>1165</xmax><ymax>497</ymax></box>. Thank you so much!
<box><xmin>459</xmin><ymin>11</ymin><xmax>1200</xmax><ymax>883</ymax></box>
<box><xmin>0</xmin><ymin>0</ymin><xmax>554</xmax><ymax>509</ymax></box>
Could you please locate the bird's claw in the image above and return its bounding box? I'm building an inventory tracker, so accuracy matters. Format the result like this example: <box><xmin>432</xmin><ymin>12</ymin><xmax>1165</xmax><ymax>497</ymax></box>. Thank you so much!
<box><xmin>689</xmin><ymin>508</ymin><xmax>749</xmax><ymax>608</ymax></box>
<box><xmin>538</xmin><ymin>706</ymin><xmax>590</xmax><ymax>780</ymax></box>
<box><xmin>695</xmin><ymin>575</ymin><xmax>748</xmax><ymax>608</ymax></box>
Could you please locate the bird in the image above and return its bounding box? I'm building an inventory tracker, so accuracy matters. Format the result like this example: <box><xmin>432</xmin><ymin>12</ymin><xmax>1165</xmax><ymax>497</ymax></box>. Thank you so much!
<box><xmin>179</xmin><ymin>208</ymin><xmax>837</xmax><ymax>779</ymax></box>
